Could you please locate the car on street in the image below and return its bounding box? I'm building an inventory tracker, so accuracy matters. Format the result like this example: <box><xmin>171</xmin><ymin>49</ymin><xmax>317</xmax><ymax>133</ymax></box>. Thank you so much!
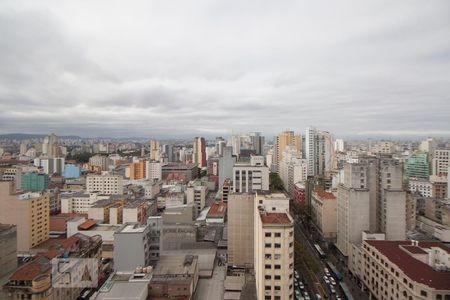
<box><xmin>323</xmin><ymin>275</ymin><xmax>330</xmax><ymax>284</ymax></box>
<box><xmin>295</xmin><ymin>289</ymin><xmax>302</xmax><ymax>300</ymax></box>
<box><xmin>330</xmin><ymin>277</ymin><xmax>336</xmax><ymax>286</ymax></box>
<box><xmin>299</xmin><ymin>281</ymin><xmax>305</xmax><ymax>290</ymax></box>
<box><xmin>294</xmin><ymin>270</ymin><xmax>300</xmax><ymax>280</ymax></box>
<box><xmin>330</xmin><ymin>286</ymin><xmax>336</xmax><ymax>294</ymax></box>
<box><xmin>303</xmin><ymin>291</ymin><xmax>310</xmax><ymax>300</ymax></box>
<box><xmin>324</xmin><ymin>267</ymin><xmax>330</xmax><ymax>276</ymax></box>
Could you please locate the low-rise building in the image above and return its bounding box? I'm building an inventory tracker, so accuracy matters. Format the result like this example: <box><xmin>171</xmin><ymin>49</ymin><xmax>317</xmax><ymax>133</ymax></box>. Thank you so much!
<box><xmin>148</xmin><ymin>254</ymin><xmax>199</xmax><ymax>299</ymax></box>
<box><xmin>361</xmin><ymin>240</ymin><xmax>450</xmax><ymax>299</ymax></box>
<box><xmin>114</xmin><ymin>223</ymin><xmax>152</xmax><ymax>271</ymax></box>
<box><xmin>3</xmin><ymin>233</ymin><xmax>102</xmax><ymax>300</ymax></box>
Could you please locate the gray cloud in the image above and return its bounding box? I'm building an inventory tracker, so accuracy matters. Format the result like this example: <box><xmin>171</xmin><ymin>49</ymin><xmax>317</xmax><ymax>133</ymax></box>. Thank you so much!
<box><xmin>0</xmin><ymin>0</ymin><xmax>449</xmax><ymax>139</ymax></box>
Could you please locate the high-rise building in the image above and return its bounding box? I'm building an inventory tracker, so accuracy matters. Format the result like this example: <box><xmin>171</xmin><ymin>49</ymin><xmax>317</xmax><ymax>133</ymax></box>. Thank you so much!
<box><xmin>432</xmin><ymin>149</ymin><xmax>449</xmax><ymax>177</ymax></box>
<box><xmin>233</xmin><ymin>156</ymin><xmax>269</xmax><ymax>193</ymax></box>
<box><xmin>42</xmin><ymin>133</ymin><xmax>59</xmax><ymax>158</ymax></box>
<box><xmin>0</xmin><ymin>182</ymin><xmax>49</xmax><ymax>252</ymax></box>
<box><xmin>86</xmin><ymin>175</ymin><xmax>124</xmax><ymax>195</ymax></box>
<box><xmin>186</xmin><ymin>183</ymin><xmax>208</xmax><ymax>215</ymax></box>
<box><xmin>21</xmin><ymin>172</ymin><xmax>50</xmax><ymax>191</ymax></box>
<box><xmin>162</xmin><ymin>144</ymin><xmax>174</xmax><ymax>162</ymax></box>
<box><xmin>149</xmin><ymin>140</ymin><xmax>161</xmax><ymax>161</ymax></box>
<box><xmin>33</xmin><ymin>157</ymin><xmax>65</xmax><ymax>175</ymax></box>
<box><xmin>227</xmin><ymin>193</ymin><xmax>255</xmax><ymax>268</ymax></box>
<box><xmin>193</xmin><ymin>137</ymin><xmax>206</xmax><ymax>168</ymax></box>
<box><xmin>305</xmin><ymin>126</ymin><xmax>334</xmax><ymax>177</ymax></box>
<box><xmin>405</xmin><ymin>152</ymin><xmax>430</xmax><ymax>181</ymax></box>
<box><xmin>146</xmin><ymin>161</ymin><xmax>162</xmax><ymax>181</ymax></box>
<box><xmin>334</xmin><ymin>139</ymin><xmax>345</xmax><ymax>152</ymax></box>
<box><xmin>337</xmin><ymin>156</ymin><xmax>407</xmax><ymax>256</ymax></box>
<box><xmin>129</xmin><ymin>160</ymin><xmax>147</xmax><ymax>180</ymax></box>
<box><xmin>278</xmin><ymin>147</ymin><xmax>307</xmax><ymax>196</ymax></box>
<box><xmin>311</xmin><ymin>187</ymin><xmax>337</xmax><ymax>241</ymax></box>
<box><xmin>254</xmin><ymin>197</ymin><xmax>294</xmax><ymax>300</ymax></box>
<box><xmin>274</xmin><ymin>131</ymin><xmax>301</xmax><ymax>171</ymax></box>
<box><xmin>249</xmin><ymin>132</ymin><xmax>265</xmax><ymax>155</ymax></box>
<box><xmin>419</xmin><ymin>138</ymin><xmax>437</xmax><ymax>154</ymax></box>
<box><xmin>89</xmin><ymin>155</ymin><xmax>110</xmax><ymax>171</ymax></box>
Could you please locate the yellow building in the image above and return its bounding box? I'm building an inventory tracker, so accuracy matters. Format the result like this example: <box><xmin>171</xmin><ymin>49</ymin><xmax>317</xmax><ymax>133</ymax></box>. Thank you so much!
<box><xmin>129</xmin><ymin>160</ymin><xmax>147</xmax><ymax>180</ymax></box>
<box><xmin>0</xmin><ymin>182</ymin><xmax>49</xmax><ymax>253</ymax></box>
<box><xmin>276</xmin><ymin>131</ymin><xmax>301</xmax><ymax>165</ymax></box>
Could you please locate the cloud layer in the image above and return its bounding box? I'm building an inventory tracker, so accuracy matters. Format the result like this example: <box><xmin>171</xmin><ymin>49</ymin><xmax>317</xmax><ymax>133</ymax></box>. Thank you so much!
<box><xmin>1</xmin><ymin>0</ymin><xmax>449</xmax><ymax>138</ymax></box>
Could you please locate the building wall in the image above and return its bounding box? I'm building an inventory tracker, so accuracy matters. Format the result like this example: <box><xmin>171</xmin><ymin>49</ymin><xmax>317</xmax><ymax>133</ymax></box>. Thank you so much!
<box><xmin>254</xmin><ymin>206</ymin><xmax>294</xmax><ymax>300</ymax></box>
<box><xmin>0</xmin><ymin>225</ymin><xmax>17</xmax><ymax>279</ymax></box>
<box><xmin>228</xmin><ymin>193</ymin><xmax>255</xmax><ymax>267</ymax></box>
<box><xmin>0</xmin><ymin>182</ymin><xmax>49</xmax><ymax>252</ymax></box>
<box><xmin>337</xmin><ymin>185</ymin><xmax>370</xmax><ymax>256</ymax></box>
<box><xmin>86</xmin><ymin>175</ymin><xmax>123</xmax><ymax>195</ymax></box>
<box><xmin>114</xmin><ymin>224</ymin><xmax>151</xmax><ymax>271</ymax></box>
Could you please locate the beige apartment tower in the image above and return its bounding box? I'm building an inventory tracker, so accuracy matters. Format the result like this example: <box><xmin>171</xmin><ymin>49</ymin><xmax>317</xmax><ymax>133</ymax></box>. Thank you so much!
<box><xmin>275</xmin><ymin>131</ymin><xmax>301</xmax><ymax>167</ymax></box>
<box><xmin>0</xmin><ymin>182</ymin><xmax>50</xmax><ymax>253</ymax></box>
<box><xmin>254</xmin><ymin>203</ymin><xmax>295</xmax><ymax>300</ymax></box>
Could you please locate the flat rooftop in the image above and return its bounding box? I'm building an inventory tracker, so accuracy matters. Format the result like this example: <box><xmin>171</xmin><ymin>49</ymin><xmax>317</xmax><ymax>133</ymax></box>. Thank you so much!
<box><xmin>260</xmin><ymin>212</ymin><xmax>292</xmax><ymax>225</ymax></box>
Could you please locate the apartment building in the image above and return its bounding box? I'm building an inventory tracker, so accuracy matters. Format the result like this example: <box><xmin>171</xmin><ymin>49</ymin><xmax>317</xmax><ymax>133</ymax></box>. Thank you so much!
<box><xmin>254</xmin><ymin>203</ymin><xmax>294</xmax><ymax>300</ymax></box>
<box><xmin>233</xmin><ymin>155</ymin><xmax>269</xmax><ymax>193</ymax></box>
<box><xmin>0</xmin><ymin>182</ymin><xmax>49</xmax><ymax>252</ymax></box>
<box><xmin>186</xmin><ymin>183</ymin><xmax>208</xmax><ymax>215</ymax></box>
<box><xmin>409</xmin><ymin>179</ymin><xmax>433</xmax><ymax>198</ymax></box>
<box><xmin>89</xmin><ymin>155</ymin><xmax>110</xmax><ymax>171</ymax></box>
<box><xmin>61</xmin><ymin>192</ymin><xmax>109</xmax><ymax>214</ymax></box>
<box><xmin>432</xmin><ymin>149</ymin><xmax>449</xmax><ymax>177</ymax></box>
<box><xmin>86</xmin><ymin>174</ymin><xmax>124</xmax><ymax>194</ymax></box>
<box><xmin>311</xmin><ymin>187</ymin><xmax>337</xmax><ymax>241</ymax></box>
<box><xmin>361</xmin><ymin>240</ymin><xmax>450</xmax><ymax>300</ymax></box>
<box><xmin>0</xmin><ymin>224</ymin><xmax>17</xmax><ymax>279</ymax></box>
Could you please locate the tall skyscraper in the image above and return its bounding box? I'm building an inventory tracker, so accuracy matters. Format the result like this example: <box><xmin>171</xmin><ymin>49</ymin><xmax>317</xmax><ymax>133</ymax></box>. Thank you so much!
<box><xmin>249</xmin><ymin>132</ymin><xmax>265</xmax><ymax>155</ymax></box>
<box><xmin>162</xmin><ymin>144</ymin><xmax>174</xmax><ymax>162</ymax></box>
<box><xmin>42</xmin><ymin>133</ymin><xmax>59</xmax><ymax>158</ymax></box>
<box><xmin>149</xmin><ymin>140</ymin><xmax>161</xmax><ymax>161</ymax></box>
<box><xmin>193</xmin><ymin>137</ymin><xmax>206</xmax><ymax>168</ymax></box>
<box><xmin>305</xmin><ymin>126</ymin><xmax>334</xmax><ymax>177</ymax></box>
<box><xmin>274</xmin><ymin>131</ymin><xmax>301</xmax><ymax>172</ymax></box>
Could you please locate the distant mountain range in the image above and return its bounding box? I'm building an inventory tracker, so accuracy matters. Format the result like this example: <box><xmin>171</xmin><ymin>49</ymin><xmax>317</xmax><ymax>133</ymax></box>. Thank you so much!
<box><xmin>0</xmin><ymin>133</ymin><xmax>82</xmax><ymax>140</ymax></box>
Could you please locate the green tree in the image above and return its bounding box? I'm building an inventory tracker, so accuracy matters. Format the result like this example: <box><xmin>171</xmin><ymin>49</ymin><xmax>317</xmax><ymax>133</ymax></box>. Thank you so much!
<box><xmin>269</xmin><ymin>172</ymin><xmax>284</xmax><ymax>192</ymax></box>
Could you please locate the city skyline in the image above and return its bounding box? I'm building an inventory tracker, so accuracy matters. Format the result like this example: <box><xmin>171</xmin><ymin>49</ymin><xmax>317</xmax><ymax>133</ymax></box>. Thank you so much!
<box><xmin>1</xmin><ymin>1</ymin><xmax>449</xmax><ymax>138</ymax></box>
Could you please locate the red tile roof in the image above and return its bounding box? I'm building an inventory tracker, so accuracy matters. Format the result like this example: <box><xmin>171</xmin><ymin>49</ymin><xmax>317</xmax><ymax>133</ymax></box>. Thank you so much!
<box><xmin>78</xmin><ymin>219</ymin><xmax>97</xmax><ymax>230</ymax></box>
<box><xmin>314</xmin><ymin>188</ymin><xmax>336</xmax><ymax>200</ymax></box>
<box><xmin>10</xmin><ymin>256</ymin><xmax>52</xmax><ymax>281</ymax></box>
<box><xmin>261</xmin><ymin>213</ymin><xmax>292</xmax><ymax>225</ymax></box>
<box><xmin>365</xmin><ymin>240</ymin><xmax>450</xmax><ymax>290</ymax></box>
<box><xmin>401</xmin><ymin>245</ymin><xmax>427</xmax><ymax>254</ymax></box>
<box><xmin>49</xmin><ymin>218</ymin><xmax>67</xmax><ymax>232</ymax></box>
<box><xmin>207</xmin><ymin>202</ymin><xmax>227</xmax><ymax>217</ymax></box>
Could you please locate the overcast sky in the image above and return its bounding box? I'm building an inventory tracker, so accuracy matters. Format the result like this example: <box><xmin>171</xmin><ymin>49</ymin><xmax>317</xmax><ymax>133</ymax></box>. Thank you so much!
<box><xmin>0</xmin><ymin>1</ymin><xmax>449</xmax><ymax>139</ymax></box>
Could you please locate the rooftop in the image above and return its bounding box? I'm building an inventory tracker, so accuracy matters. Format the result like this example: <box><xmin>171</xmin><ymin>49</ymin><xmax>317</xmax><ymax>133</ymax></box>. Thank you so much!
<box><xmin>260</xmin><ymin>212</ymin><xmax>292</xmax><ymax>225</ymax></box>
<box><xmin>118</xmin><ymin>223</ymin><xmax>147</xmax><ymax>233</ymax></box>
<box><xmin>313</xmin><ymin>188</ymin><xmax>336</xmax><ymax>200</ymax></box>
<box><xmin>365</xmin><ymin>240</ymin><xmax>450</xmax><ymax>290</ymax></box>
<box><xmin>207</xmin><ymin>202</ymin><xmax>227</xmax><ymax>218</ymax></box>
